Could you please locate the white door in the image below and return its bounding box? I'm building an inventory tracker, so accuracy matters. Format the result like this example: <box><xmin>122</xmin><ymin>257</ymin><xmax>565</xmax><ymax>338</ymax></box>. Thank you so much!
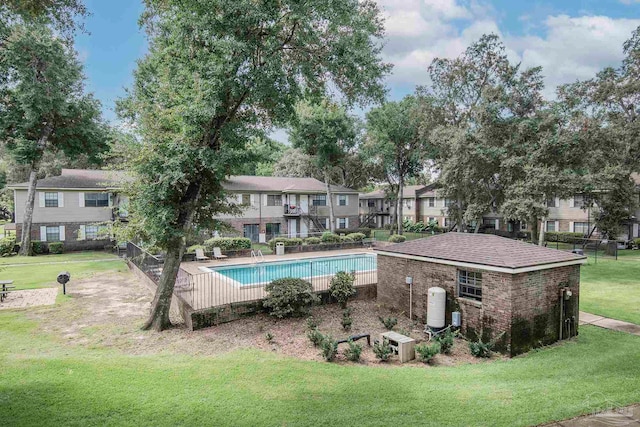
<box><xmin>289</xmin><ymin>219</ymin><xmax>297</xmax><ymax>237</ymax></box>
<box><xmin>300</xmin><ymin>195</ymin><xmax>308</xmax><ymax>213</ymax></box>
<box><xmin>300</xmin><ymin>220</ymin><xmax>308</xmax><ymax>238</ymax></box>
<box><xmin>289</xmin><ymin>194</ymin><xmax>297</xmax><ymax>207</ymax></box>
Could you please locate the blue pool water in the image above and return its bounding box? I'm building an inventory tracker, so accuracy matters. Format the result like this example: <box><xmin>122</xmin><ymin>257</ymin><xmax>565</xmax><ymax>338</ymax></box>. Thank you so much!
<box><xmin>207</xmin><ymin>253</ymin><xmax>377</xmax><ymax>286</ymax></box>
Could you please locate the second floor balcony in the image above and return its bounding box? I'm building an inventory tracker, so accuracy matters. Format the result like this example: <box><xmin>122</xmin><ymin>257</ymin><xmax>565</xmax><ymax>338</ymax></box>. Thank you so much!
<box><xmin>284</xmin><ymin>205</ymin><xmax>303</xmax><ymax>216</ymax></box>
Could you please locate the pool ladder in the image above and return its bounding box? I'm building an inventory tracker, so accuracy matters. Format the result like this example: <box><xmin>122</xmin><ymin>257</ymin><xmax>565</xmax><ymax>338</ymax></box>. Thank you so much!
<box><xmin>251</xmin><ymin>249</ymin><xmax>265</xmax><ymax>264</ymax></box>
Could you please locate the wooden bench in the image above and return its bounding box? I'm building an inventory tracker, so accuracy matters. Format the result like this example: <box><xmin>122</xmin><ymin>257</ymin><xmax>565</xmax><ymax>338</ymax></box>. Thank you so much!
<box><xmin>336</xmin><ymin>333</ymin><xmax>371</xmax><ymax>346</ymax></box>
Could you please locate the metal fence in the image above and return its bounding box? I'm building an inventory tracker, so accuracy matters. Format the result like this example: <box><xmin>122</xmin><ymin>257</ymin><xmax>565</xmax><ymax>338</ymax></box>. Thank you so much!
<box><xmin>126</xmin><ymin>242</ymin><xmax>164</xmax><ymax>282</ymax></box>
<box><xmin>175</xmin><ymin>254</ymin><xmax>377</xmax><ymax>310</ymax></box>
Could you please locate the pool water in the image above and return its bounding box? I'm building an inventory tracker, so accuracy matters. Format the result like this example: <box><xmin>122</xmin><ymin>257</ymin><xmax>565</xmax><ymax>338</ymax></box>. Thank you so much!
<box><xmin>206</xmin><ymin>253</ymin><xmax>377</xmax><ymax>286</ymax></box>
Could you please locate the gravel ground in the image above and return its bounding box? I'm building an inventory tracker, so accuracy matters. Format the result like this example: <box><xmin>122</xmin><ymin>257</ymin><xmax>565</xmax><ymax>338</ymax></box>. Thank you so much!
<box><xmin>26</xmin><ymin>271</ymin><xmax>504</xmax><ymax>367</ymax></box>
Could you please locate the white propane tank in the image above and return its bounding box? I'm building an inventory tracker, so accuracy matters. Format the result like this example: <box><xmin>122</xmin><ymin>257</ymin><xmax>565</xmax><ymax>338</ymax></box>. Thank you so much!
<box><xmin>427</xmin><ymin>287</ymin><xmax>446</xmax><ymax>329</ymax></box>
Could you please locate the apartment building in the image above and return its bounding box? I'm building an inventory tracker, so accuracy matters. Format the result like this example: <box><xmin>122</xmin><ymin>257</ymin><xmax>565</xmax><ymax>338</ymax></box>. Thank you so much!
<box><xmin>359</xmin><ymin>185</ymin><xmax>424</xmax><ymax>228</ymax></box>
<box><xmin>8</xmin><ymin>170</ymin><xmax>361</xmax><ymax>249</ymax></box>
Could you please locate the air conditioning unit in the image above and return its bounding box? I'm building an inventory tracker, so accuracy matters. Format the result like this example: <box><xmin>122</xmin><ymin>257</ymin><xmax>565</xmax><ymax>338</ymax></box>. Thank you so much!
<box><xmin>380</xmin><ymin>331</ymin><xmax>415</xmax><ymax>363</ymax></box>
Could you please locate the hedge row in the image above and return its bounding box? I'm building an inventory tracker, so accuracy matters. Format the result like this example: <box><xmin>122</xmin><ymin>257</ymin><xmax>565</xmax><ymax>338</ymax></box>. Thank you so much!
<box><xmin>267</xmin><ymin>232</ymin><xmax>367</xmax><ymax>250</ymax></box>
<box><xmin>203</xmin><ymin>237</ymin><xmax>252</xmax><ymax>252</ymax></box>
<box><xmin>544</xmin><ymin>232</ymin><xmax>585</xmax><ymax>243</ymax></box>
<box><xmin>0</xmin><ymin>237</ymin><xmax>16</xmax><ymax>256</ymax></box>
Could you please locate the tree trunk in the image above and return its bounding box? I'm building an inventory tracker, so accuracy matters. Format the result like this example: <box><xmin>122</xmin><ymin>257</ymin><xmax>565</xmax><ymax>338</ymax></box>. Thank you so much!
<box><xmin>324</xmin><ymin>169</ymin><xmax>336</xmax><ymax>233</ymax></box>
<box><xmin>457</xmin><ymin>196</ymin><xmax>465</xmax><ymax>232</ymax></box>
<box><xmin>538</xmin><ymin>216</ymin><xmax>546</xmax><ymax>246</ymax></box>
<box><xmin>18</xmin><ymin>168</ymin><xmax>39</xmax><ymax>256</ymax></box>
<box><xmin>530</xmin><ymin>216</ymin><xmax>539</xmax><ymax>243</ymax></box>
<box><xmin>397</xmin><ymin>180</ymin><xmax>404</xmax><ymax>235</ymax></box>
<box><xmin>473</xmin><ymin>220</ymin><xmax>480</xmax><ymax>234</ymax></box>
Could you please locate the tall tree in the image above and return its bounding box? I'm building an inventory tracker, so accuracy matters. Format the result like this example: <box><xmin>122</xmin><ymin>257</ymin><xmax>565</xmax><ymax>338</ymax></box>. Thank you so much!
<box><xmin>365</xmin><ymin>95</ymin><xmax>429</xmax><ymax>234</ymax></box>
<box><xmin>0</xmin><ymin>23</ymin><xmax>109</xmax><ymax>255</ymax></box>
<box><xmin>118</xmin><ymin>0</ymin><xmax>390</xmax><ymax>331</ymax></box>
<box><xmin>289</xmin><ymin>100</ymin><xmax>360</xmax><ymax>231</ymax></box>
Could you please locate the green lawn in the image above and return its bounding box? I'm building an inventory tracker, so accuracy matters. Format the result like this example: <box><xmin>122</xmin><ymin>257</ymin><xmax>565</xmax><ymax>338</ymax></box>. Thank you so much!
<box><xmin>371</xmin><ymin>230</ymin><xmax>435</xmax><ymax>241</ymax></box>
<box><xmin>0</xmin><ymin>253</ymin><xmax>127</xmax><ymax>289</ymax></box>
<box><xmin>580</xmin><ymin>252</ymin><xmax>640</xmax><ymax>324</ymax></box>
<box><xmin>0</xmin><ymin>250</ymin><xmax>119</xmax><ymax>265</ymax></box>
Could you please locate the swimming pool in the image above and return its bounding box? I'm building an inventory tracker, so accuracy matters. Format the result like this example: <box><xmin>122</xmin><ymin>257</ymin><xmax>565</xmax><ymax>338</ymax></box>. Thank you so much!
<box><xmin>204</xmin><ymin>253</ymin><xmax>377</xmax><ymax>286</ymax></box>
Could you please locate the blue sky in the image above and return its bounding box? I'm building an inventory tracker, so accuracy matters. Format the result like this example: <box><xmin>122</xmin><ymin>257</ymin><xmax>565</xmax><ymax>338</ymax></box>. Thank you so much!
<box><xmin>75</xmin><ymin>0</ymin><xmax>640</xmax><ymax>135</ymax></box>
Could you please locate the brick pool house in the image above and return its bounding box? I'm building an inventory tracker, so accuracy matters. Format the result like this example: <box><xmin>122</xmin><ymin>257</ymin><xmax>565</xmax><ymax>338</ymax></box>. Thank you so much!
<box><xmin>376</xmin><ymin>233</ymin><xmax>587</xmax><ymax>356</ymax></box>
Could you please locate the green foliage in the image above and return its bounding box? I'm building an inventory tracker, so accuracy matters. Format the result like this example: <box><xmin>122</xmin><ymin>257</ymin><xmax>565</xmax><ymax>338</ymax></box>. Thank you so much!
<box><xmin>47</xmin><ymin>242</ymin><xmax>64</xmax><ymax>254</ymax></box>
<box><xmin>329</xmin><ymin>271</ymin><xmax>357</xmax><ymax>308</ymax></box>
<box><xmin>378</xmin><ymin>316</ymin><xmax>398</xmax><ymax>330</ymax></box>
<box><xmin>265</xmin><ymin>332</ymin><xmax>274</xmax><ymax>343</ymax></box>
<box><xmin>346</xmin><ymin>232</ymin><xmax>366</xmax><ymax>242</ymax></box>
<box><xmin>306</xmin><ymin>328</ymin><xmax>324</xmax><ymax>348</ymax></box>
<box><xmin>321</xmin><ymin>232</ymin><xmax>341</xmax><ymax>243</ymax></box>
<box><xmin>186</xmin><ymin>244</ymin><xmax>206</xmax><ymax>254</ymax></box>
<box><xmin>303</xmin><ymin>237</ymin><xmax>322</xmax><ymax>245</ymax></box>
<box><xmin>320</xmin><ymin>334</ymin><xmax>339</xmax><ymax>362</ymax></box>
<box><xmin>0</xmin><ymin>237</ymin><xmax>16</xmax><ymax>256</ymax></box>
<box><xmin>633</xmin><ymin>238</ymin><xmax>640</xmax><ymax>248</ymax></box>
<box><xmin>341</xmin><ymin>308</ymin><xmax>353</xmax><ymax>331</ymax></box>
<box><xmin>267</xmin><ymin>237</ymin><xmax>303</xmax><ymax>250</ymax></box>
<box><xmin>339</xmin><ymin>235</ymin><xmax>355</xmax><ymax>243</ymax></box>
<box><xmin>373</xmin><ymin>338</ymin><xmax>393</xmax><ymax>362</ymax></box>
<box><xmin>263</xmin><ymin>278</ymin><xmax>319</xmax><ymax>318</ymax></box>
<box><xmin>544</xmin><ymin>232</ymin><xmax>585</xmax><ymax>243</ymax></box>
<box><xmin>435</xmin><ymin>329</ymin><xmax>456</xmax><ymax>355</ymax></box>
<box><xmin>469</xmin><ymin>331</ymin><xmax>505</xmax><ymax>358</ymax></box>
<box><xmin>388</xmin><ymin>235</ymin><xmax>406</xmax><ymax>243</ymax></box>
<box><xmin>305</xmin><ymin>316</ymin><xmax>321</xmax><ymax>331</ymax></box>
<box><xmin>203</xmin><ymin>237</ymin><xmax>251</xmax><ymax>252</ymax></box>
<box><xmin>415</xmin><ymin>341</ymin><xmax>441</xmax><ymax>363</ymax></box>
<box><xmin>343</xmin><ymin>340</ymin><xmax>362</xmax><ymax>362</ymax></box>
<box><xmin>30</xmin><ymin>240</ymin><xmax>47</xmax><ymax>255</ymax></box>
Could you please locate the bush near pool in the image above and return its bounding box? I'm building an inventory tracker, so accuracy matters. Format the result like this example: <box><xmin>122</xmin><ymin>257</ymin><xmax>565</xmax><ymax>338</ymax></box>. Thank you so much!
<box><xmin>203</xmin><ymin>237</ymin><xmax>251</xmax><ymax>252</ymax></box>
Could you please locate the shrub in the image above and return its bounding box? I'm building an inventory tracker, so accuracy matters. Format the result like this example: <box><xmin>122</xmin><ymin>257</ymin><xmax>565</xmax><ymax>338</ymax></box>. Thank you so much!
<box><xmin>186</xmin><ymin>244</ymin><xmax>206</xmax><ymax>254</ymax></box>
<box><xmin>31</xmin><ymin>240</ymin><xmax>47</xmax><ymax>255</ymax></box>
<box><xmin>0</xmin><ymin>237</ymin><xmax>16</xmax><ymax>256</ymax></box>
<box><xmin>544</xmin><ymin>232</ymin><xmax>584</xmax><ymax>243</ymax></box>
<box><xmin>265</xmin><ymin>332</ymin><xmax>274</xmax><ymax>343</ymax></box>
<box><xmin>634</xmin><ymin>237</ymin><xmax>640</xmax><ymax>248</ymax></box>
<box><xmin>388</xmin><ymin>234</ymin><xmax>407</xmax><ymax>243</ymax></box>
<box><xmin>469</xmin><ymin>331</ymin><xmax>504</xmax><ymax>358</ymax></box>
<box><xmin>321</xmin><ymin>232</ymin><xmax>340</xmax><ymax>243</ymax></box>
<box><xmin>373</xmin><ymin>338</ymin><xmax>393</xmax><ymax>361</ymax></box>
<box><xmin>339</xmin><ymin>235</ymin><xmax>355</xmax><ymax>243</ymax></box>
<box><xmin>346</xmin><ymin>232</ymin><xmax>366</xmax><ymax>242</ymax></box>
<box><xmin>48</xmin><ymin>241</ymin><xmax>64</xmax><ymax>254</ymax></box>
<box><xmin>341</xmin><ymin>308</ymin><xmax>353</xmax><ymax>330</ymax></box>
<box><xmin>262</xmin><ymin>278</ymin><xmax>319</xmax><ymax>318</ymax></box>
<box><xmin>267</xmin><ymin>237</ymin><xmax>303</xmax><ymax>250</ymax></box>
<box><xmin>320</xmin><ymin>335</ymin><xmax>338</xmax><ymax>362</ymax></box>
<box><xmin>378</xmin><ymin>316</ymin><xmax>397</xmax><ymax>330</ymax></box>
<box><xmin>307</xmin><ymin>328</ymin><xmax>324</xmax><ymax>347</ymax></box>
<box><xmin>415</xmin><ymin>341</ymin><xmax>441</xmax><ymax>363</ymax></box>
<box><xmin>435</xmin><ymin>329</ymin><xmax>456</xmax><ymax>355</ymax></box>
<box><xmin>304</xmin><ymin>237</ymin><xmax>322</xmax><ymax>245</ymax></box>
<box><xmin>305</xmin><ymin>316</ymin><xmax>321</xmax><ymax>330</ymax></box>
<box><xmin>329</xmin><ymin>271</ymin><xmax>356</xmax><ymax>308</ymax></box>
<box><xmin>203</xmin><ymin>237</ymin><xmax>251</xmax><ymax>252</ymax></box>
<box><xmin>343</xmin><ymin>340</ymin><xmax>362</xmax><ymax>362</ymax></box>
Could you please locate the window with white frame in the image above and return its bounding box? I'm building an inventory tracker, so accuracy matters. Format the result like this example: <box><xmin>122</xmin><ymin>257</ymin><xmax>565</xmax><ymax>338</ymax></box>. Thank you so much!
<box><xmin>573</xmin><ymin>222</ymin><xmax>589</xmax><ymax>234</ymax></box>
<box><xmin>338</xmin><ymin>218</ymin><xmax>347</xmax><ymax>229</ymax></box>
<box><xmin>84</xmin><ymin>192</ymin><xmax>109</xmax><ymax>207</ymax></box>
<box><xmin>427</xmin><ymin>197</ymin><xmax>435</xmax><ymax>207</ymax></box>
<box><xmin>312</xmin><ymin>195</ymin><xmax>327</xmax><ymax>206</ymax></box>
<box><xmin>46</xmin><ymin>226</ymin><xmax>60</xmax><ymax>242</ymax></box>
<box><xmin>266</xmin><ymin>194</ymin><xmax>282</xmax><ymax>206</ymax></box>
<box><xmin>458</xmin><ymin>270</ymin><xmax>482</xmax><ymax>301</ymax></box>
<box><xmin>546</xmin><ymin>221</ymin><xmax>556</xmax><ymax>232</ymax></box>
<box><xmin>520</xmin><ymin>222</ymin><xmax>527</xmax><ymax>230</ymax></box>
<box><xmin>85</xmin><ymin>225</ymin><xmax>99</xmax><ymax>240</ymax></box>
<box><xmin>338</xmin><ymin>195</ymin><xmax>348</xmax><ymax>206</ymax></box>
<box><xmin>44</xmin><ymin>192</ymin><xmax>59</xmax><ymax>207</ymax></box>
<box><xmin>573</xmin><ymin>195</ymin><xmax>586</xmax><ymax>209</ymax></box>
<box><xmin>546</xmin><ymin>198</ymin><xmax>557</xmax><ymax>208</ymax></box>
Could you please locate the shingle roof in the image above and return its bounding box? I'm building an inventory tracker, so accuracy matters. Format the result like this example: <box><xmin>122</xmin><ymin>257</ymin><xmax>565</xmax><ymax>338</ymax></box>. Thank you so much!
<box><xmin>362</xmin><ymin>185</ymin><xmax>426</xmax><ymax>199</ymax></box>
<box><xmin>8</xmin><ymin>169</ymin><xmax>358</xmax><ymax>193</ymax></box>
<box><xmin>376</xmin><ymin>233</ymin><xmax>586</xmax><ymax>270</ymax></box>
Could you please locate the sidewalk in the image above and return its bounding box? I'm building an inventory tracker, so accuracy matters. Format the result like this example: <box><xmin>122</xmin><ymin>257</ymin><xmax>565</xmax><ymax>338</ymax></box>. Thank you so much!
<box><xmin>545</xmin><ymin>404</ymin><xmax>639</xmax><ymax>426</ymax></box>
<box><xmin>580</xmin><ymin>311</ymin><xmax>640</xmax><ymax>336</ymax></box>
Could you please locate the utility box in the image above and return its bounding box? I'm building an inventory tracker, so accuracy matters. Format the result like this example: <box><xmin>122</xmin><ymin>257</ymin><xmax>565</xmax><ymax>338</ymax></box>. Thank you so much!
<box><xmin>381</xmin><ymin>331</ymin><xmax>415</xmax><ymax>363</ymax></box>
<box><xmin>275</xmin><ymin>242</ymin><xmax>285</xmax><ymax>256</ymax></box>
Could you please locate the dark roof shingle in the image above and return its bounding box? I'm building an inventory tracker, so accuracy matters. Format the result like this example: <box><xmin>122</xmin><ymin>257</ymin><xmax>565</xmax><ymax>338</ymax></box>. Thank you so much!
<box><xmin>376</xmin><ymin>233</ymin><xmax>586</xmax><ymax>270</ymax></box>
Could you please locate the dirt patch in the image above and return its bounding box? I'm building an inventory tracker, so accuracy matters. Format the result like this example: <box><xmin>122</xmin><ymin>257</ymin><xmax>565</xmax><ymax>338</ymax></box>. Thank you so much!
<box><xmin>26</xmin><ymin>271</ymin><xmax>504</xmax><ymax>366</ymax></box>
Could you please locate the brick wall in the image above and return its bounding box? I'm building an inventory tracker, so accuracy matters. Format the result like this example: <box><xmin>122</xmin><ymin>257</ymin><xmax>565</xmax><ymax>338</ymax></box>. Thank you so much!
<box><xmin>376</xmin><ymin>254</ymin><xmax>581</xmax><ymax>356</ymax></box>
<box><xmin>16</xmin><ymin>223</ymin><xmax>111</xmax><ymax>251</ymax></box>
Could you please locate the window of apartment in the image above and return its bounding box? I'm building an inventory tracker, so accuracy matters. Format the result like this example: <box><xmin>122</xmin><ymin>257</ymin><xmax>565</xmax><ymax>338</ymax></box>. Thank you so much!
<box><xmin>520</xmin><ymin>222</ymin><xmax>528</xmax><ymax>230</ymax></box>
<box><xmin>573</xmin><ymin>195</ymin><xmax>586</xmax><ymax>209</ymax></box>
<box><xmin>573</xmin><ymin>222</ymin><xmax>589</xmax><ymax>234</ymax></box>
<box><xmin>85</xmin><ymin>225</ymin><xmax>99</xmax><ymax>240</ymax></box>
<box><xmin>427</xmin><ymin>197</ymin><xmax>435</xmax><ymax>207</ymax></box>
<box><xmin>84</xmin><ymin>192</ymin><xmax>109</xmax><ymax>207</ymax></box>
<box><xmin>46</xmin><ymin>226</ymin><xmax>60</xmax><ymax>242</ymax></box>
<box><xmin>546</xmin><ymin>198</ymin><xmax>557</xmax><ymax>208</ymax></box>
<box><xmin>241</xmin><ymin>194</ymin><xmax>251</xmax><ymax>205</ymax></box>
<box><xmin>483</xmin><ymin>218</ymin><xmax>497</xmax><ymax>229</ymax></box>
<box><xmin>546</xmin><ymin>221</ymin><xmax>556</xmax><ymax>232</ymax></box>
<box><xmin>266</xmin><ymin>194</ymin><xmax>282</xmax><ymax>206</ymax></box>
<box><xmin>428</xmin><ymin>217</ymin><xmax>436</xmax><ymax>223</ymax></box>
<box><xmin>338</xmin><ymin>195</ymin><xmax>348</xmax><ymax>206</ymax></box>
<box><xmin>338</xmin><ymin>218</ymin><xmax>347</xmax><ymax>229</ymax></box>
<box><xmin>367</xmin><ymin>200</ymin><xmax>376</xmax><ymax>207</ymax></box>
<box><xmin>44</xmin><ymin>192</ymin><xmax>59</xmax><ymax>207</ymax></box>
<box><xmin>458</xmin><ymin>270</ymin><xmax>482</xmax><ymax>301</ymax></box>
<box><xmin>404</xmin><ymin>199</ymin><xmax>412</xmax><ymax>209</ymax></box>
<box><xmin>312</xmin><ymin>195</ymin><xmax>327</xmax><ymax>206</ymax></box>
<box><xmin>444</xmin><ymin>198</ymin><xmax>454</xmax><ymax>208</ymax></box>
<box><xmin>444</xmin><ymin>217</ymin><xmax>452</xmax><ymax>228</ymax></box>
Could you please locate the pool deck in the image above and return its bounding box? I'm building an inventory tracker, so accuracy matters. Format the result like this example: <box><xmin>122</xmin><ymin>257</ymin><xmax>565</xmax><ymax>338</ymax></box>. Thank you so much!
<box><xmin>180</xmin><ymin>247</ymin><xmax>375</xmax><ymax>275</ymax></box>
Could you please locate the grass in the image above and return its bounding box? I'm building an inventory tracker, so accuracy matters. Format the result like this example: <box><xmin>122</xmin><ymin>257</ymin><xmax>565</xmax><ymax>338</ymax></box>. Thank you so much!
<box><xmin>371</xmin><ymin>230</ymin><xmax>435</xmax><ymax>241</ymax></box>
<box><xmin>0</xmin><ymin>253</ymin><xmax>127</xmax><ymax>289</ymax></box>
<box><xmin>0</xmin><ymin>250</ymin><xmax>119</xmax><ymax>265</ymax></box>
<box><xmin>0</xmin><ymin>309</ymin><xmax>638</xmax><ymax>427</ymax></box>
<box><xmin>580</xmin><ymin>251</ymin><xmax>640</xmax><ymax>325</ymax></box>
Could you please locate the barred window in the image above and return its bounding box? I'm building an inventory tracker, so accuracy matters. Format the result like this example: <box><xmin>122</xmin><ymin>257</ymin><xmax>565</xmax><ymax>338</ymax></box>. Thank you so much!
<box><xmin>458</xmin><ymin>270</ymin><xmax>482</xmax><ymax>301</ymax></box>
<box><xmin>45</xmin><ymin>192</ymin><xmax>59</xmax><ymax>207</ymax></box>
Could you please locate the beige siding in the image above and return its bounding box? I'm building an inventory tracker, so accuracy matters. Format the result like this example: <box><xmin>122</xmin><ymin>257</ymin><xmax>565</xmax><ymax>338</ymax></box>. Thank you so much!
<box><xmin>14</xmin><ymin>190</ymin><xmax>113</xmax><ymax>224</ymax></box>
<box><xmin>547</xmin><ymin>198</ymin><xmax>590</xmax><ymax>221</ymax></box>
